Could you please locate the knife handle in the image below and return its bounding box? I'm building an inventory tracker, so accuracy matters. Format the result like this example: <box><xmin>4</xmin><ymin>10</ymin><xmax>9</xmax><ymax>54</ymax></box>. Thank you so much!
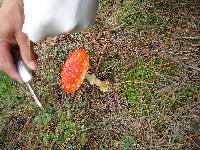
<box><xmin>12</xmin><ymin>47</ymin><xmax>32</xmax><ymax>83</ymax></box>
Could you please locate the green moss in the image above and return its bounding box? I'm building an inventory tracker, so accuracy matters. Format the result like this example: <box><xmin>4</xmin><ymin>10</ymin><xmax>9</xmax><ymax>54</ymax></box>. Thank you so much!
<box><xmin>0</xmin><ymin>72</ymin><xmax>26</xmax><ymax>112</ymax></box>
<box><xmin>89</xmin><ymin>21</ymin><xmax>100</xmax><ymax>35</ymax></box>
<box><xmin>0</xmin><ymin>72</ymin><xmax>17</xmax><ymax>99</ymax></box>
<box><xmin>89</xmin><ymin>51</ymin><xmax>96</xmax><ymax>58</ymax></box>
<box><xmin>123</xmin><ymin>85</ymin><xmax>141</xmax><ymax>106</ymax></box>
<box><xmin>34</xmin><ymin>111</ymin><xmax>54</xmax><ymax>127</ymax></box>
<box><xmin>117</xmin><ymin>0</ymin><xmax>166</xmax><ymax>31</ymax></box>
<box><xmin>41</xmin><ymin>111</ymin><xmax>83</xmax><ymax>147</ymax></box>
<box><xmin>126</xmin><ymin>65</ymin><xmax>156</xmax><ymax>81</ymax></box>
<box><xmin>98</xmin><ymin>0</ymin><xmax>114</xmax><ymax>11</ymax></box>
<box><xmin>169</xmin><ymin>83</ymin><xmax>199</xmax><ymax>110</ymax></box>
<box><xmin>123</xmin><ymin>58</ymin><xmax>199</xmax><ymax>116</ymax></box>
<box><xmin>122</xmin><ymin>137</ymin><xmax>137</xmax><ymax>150</ymax></box>
<box><xmin>33</xmin><ymin>99</ymin><xmax>89</xmax><ymax>148</ymax></box>
<box><xmin>117</xmin><ymin>0</ymin><xmax>184</xmax><ymax>31</ymax></box>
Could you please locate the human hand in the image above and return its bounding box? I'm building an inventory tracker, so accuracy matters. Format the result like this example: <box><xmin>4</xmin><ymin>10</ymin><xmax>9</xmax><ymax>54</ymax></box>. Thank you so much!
<box><xmin>0</xmin><ymin>0</ymin><xmax>37</xmax><ymax>82</ymax></box>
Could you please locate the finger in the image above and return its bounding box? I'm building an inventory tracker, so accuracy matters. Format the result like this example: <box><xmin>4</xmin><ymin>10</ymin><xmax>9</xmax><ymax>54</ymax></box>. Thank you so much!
<box><xmin>0</xmin><ymin>42</ymin><xmax>22</xmax><ymax>82</ymax></box>
<box><xmin>15</xmin><ymin>32</ymin><xmax>38</xmax><ymax>70</ymax></box>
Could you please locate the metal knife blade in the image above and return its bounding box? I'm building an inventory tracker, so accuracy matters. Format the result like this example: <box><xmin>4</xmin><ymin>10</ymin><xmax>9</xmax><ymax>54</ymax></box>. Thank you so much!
<box><xmin>26</xmin><ymin>82</ymin><xmax>45</xmax><ymax>112</ymax></box>
<box><xmin>12</xmin><ymin>47</ymin><xmax>45</xmax><ymax>112</ymax></box>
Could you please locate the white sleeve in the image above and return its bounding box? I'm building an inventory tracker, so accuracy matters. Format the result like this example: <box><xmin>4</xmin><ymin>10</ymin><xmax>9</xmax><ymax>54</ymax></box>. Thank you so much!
<box><xmin>22</xmin><ymin>0</ymin><xmax>99</xmax><ymax>43</ymax></box>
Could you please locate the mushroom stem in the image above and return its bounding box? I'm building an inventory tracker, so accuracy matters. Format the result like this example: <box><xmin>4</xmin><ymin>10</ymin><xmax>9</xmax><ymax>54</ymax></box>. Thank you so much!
<box><xmin>85</xmin><ymin>74</ymin><xmax>110</xmax><ymax>92</ymax></box>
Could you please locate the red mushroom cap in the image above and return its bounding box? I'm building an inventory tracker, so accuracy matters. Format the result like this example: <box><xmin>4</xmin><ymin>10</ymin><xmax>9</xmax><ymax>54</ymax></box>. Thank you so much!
<box><xmin>61</xmin><ymin>49</ymin><xmax>89</xmax><ymax>93</ymax></box>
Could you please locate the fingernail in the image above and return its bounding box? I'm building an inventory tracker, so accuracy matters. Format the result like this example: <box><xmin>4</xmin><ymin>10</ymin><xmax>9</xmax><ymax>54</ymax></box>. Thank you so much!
<box><xmin>29</xmin><ymin>61</ymin><xmax>37</xmax><ymax>70</ymax></box>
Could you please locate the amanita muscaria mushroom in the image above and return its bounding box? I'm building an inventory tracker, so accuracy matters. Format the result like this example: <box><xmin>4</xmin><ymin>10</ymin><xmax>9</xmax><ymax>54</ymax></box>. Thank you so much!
<box><xmin>61</xmin><ymin>49</ymin><xmax>110</xmax><ymax>94</ymax></box>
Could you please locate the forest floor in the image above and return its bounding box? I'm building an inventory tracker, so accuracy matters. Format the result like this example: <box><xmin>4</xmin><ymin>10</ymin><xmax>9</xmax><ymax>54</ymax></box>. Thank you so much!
<box><xmin>1</xmin><ymin>0</ymin><xmax>200</xmax><ymax>149</ymax></box>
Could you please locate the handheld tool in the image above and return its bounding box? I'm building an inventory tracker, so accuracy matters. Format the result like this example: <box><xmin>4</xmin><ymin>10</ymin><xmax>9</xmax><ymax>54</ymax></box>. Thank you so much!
<box><xmin>12</xmin><ymin>47</ymin><xmax>45</xmax><ymax>112</ymax></box>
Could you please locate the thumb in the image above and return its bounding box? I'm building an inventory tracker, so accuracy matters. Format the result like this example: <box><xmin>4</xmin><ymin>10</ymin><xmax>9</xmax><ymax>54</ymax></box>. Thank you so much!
<box><xmin>16</xmin><ymin>32</ymin><xmax>38</xmax><ymax>70</ymax></box>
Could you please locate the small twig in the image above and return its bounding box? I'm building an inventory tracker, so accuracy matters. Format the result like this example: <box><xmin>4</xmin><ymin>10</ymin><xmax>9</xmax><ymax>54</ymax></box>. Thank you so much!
<box><xmin>187</xmin><ymin>65</ymin><xmax>200</xmax><ymax>72</ymax></box>
<box><xmin>116</xmin><ymin>80</ymin><xmax>154</xmax><ymax>85</ymax></box>
<box><xmin>176</xmin><ymin>36</ymin><xmax>200</xmax><ymax>40</ymax></box>
<box><xmin>180</xmin><ymin>129</ymin><xmax>200</xmax><ymax>149</ymax></box>
<box><xmin>16</xmin><ymin>115</ymin><xmax>33</xmax><ymax>140</ymax></box>
<box><xmin>145</xmin><ymin>143</ymin><xmax>184</xmax><ymax>149</ymax></box>
<box><xmin>166</xmin><ymin>116</ymin><xmax>200</xmax><ymax>149</ymax></box>
<box><xmin>110</xmin><ymin>22</ymin><xmax>126</xmax><ymax>32</ymax></box>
